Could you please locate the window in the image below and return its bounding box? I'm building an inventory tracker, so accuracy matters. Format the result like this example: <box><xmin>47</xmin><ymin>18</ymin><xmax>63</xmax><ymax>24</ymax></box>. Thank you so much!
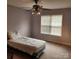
<box><xmin>41</xmin><ymin>15</ymin><xmax>63</xmax><ymax>36</ymax></box>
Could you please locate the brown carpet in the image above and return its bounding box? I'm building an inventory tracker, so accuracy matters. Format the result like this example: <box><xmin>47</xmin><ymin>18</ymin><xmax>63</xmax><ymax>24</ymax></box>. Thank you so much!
<box><xmin>7</xmin><ymin>42</ymin><xmax>71</xmax><ymax>59</ymax></box>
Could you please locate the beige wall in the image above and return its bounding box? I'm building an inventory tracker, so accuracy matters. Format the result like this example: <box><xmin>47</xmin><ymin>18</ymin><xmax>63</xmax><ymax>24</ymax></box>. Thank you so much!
<box><xmin>31</xmin><ymin>8</ymin><xmax>71</xmax><ymax>46</ymax></box>
<box><xmin>7</xmin><ymin>5</ymin><xmax>71</xmax><ymax>46</ymax></box>
<box><xmin>7</xmin><ymin>5</ymin><xmax>32</xmax><ymax>37</ymax></box>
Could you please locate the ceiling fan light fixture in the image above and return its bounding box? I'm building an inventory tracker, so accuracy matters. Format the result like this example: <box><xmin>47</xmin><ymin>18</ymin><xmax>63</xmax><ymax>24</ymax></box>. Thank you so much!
<box><xmin>32</xmin><ymin>0</ymin><xmax>42</xmax><ymax>15</ymax></box>
<box><xmin>32</xmin><ymin>4</ymin><xmax>42</xmax><ymax>15</ymax></box>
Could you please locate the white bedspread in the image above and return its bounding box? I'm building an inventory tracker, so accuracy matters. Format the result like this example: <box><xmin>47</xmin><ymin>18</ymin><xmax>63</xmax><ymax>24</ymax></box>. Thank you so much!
<box><xmin>8</xmin><ymin>37</ymin><xmax>46</xmax><ymax>55</ymax></box>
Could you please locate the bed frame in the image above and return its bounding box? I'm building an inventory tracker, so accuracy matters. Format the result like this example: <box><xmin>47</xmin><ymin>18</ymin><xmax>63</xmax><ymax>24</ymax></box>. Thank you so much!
<box><xmin>7</xmin><ymin>44</ymin><xmax>45</xmax><ymax>59</ymax></box>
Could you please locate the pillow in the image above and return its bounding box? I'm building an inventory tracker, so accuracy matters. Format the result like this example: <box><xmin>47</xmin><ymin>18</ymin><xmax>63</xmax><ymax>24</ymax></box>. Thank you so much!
<box><xmin>7</xmin><ymin>32</ymin><xmax>21</xmax><ymax>40</ymax></box>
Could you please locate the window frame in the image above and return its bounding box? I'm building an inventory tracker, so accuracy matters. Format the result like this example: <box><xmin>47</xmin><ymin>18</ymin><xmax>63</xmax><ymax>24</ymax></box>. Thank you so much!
<box><xmin>40</xmin><ymin>14</ymin><xmax>63</xmax><ymax>37</ymax></box>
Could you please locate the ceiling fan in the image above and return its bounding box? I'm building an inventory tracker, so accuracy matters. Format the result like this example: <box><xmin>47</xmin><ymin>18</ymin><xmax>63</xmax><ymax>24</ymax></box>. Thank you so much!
<box><xmin>32</xmin><ymin>0</ymin><xmax>43</xmax><ymax>15</ymax></box>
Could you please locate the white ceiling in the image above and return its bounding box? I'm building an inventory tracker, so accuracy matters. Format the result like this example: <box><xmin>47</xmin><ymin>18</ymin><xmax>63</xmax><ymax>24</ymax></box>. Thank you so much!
<box><xmin>7</xmin><ymin>0</ymin><xmax>71</xmax><ymax>10</ymax></box>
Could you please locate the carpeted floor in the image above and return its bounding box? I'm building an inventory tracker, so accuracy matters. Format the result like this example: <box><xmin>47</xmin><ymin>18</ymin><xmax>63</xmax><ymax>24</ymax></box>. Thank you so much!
<box><xmin>7</xmin><ymin>42</ymin><xmax>71</xmax><ymax>59</ymax></box>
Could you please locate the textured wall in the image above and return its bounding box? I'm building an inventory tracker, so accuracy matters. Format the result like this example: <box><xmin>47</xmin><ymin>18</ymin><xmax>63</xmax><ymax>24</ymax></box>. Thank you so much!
<box><xmin>31</xmin><ymin>8</ymin><xmax>71</xmax><ymax>46</ymax></box>
<box><xmin>7</xmin><ymin>5</ymin><xmax>32</xmax><ymax>37</ymax></box>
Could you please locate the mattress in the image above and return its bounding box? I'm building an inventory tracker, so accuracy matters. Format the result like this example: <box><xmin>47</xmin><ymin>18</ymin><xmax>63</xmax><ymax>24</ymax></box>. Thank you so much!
<box><xmin>8</xmin><ymin>37</ymin><xmax>46</xmax><ymax>55</ymax></box>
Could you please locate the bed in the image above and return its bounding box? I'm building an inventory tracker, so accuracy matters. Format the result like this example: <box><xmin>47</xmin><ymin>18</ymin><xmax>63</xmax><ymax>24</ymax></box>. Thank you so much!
<box><xmin>7</xmin><ymin>32</ymin><xmax>46</xmax><ymax>58</ymax></box>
